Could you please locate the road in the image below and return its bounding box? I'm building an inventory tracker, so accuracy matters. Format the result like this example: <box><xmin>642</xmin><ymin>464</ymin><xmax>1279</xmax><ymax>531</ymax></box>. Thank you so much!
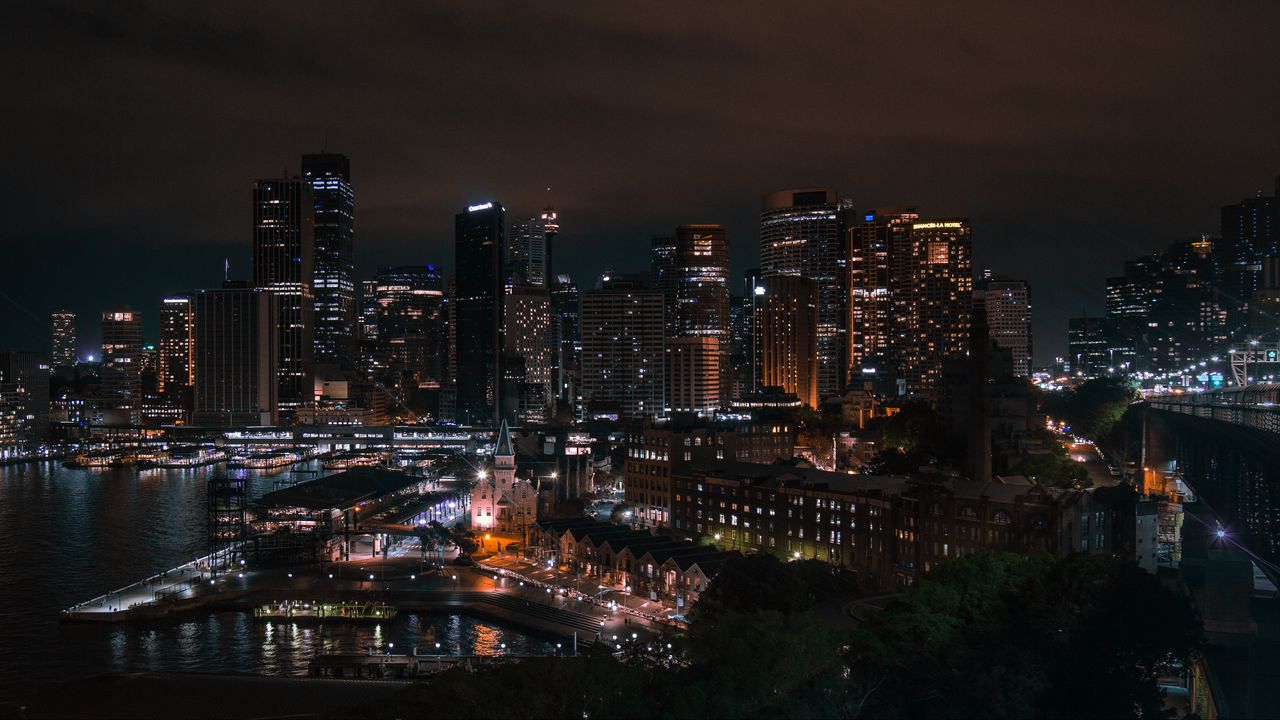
<box><xmin>1065</xmin><ymin>438</ymin><xmax>1123</xmax><ymax>487</ymax></box>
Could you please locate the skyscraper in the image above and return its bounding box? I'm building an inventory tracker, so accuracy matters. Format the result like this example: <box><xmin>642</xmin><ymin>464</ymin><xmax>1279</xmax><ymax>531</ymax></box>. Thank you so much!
<box><xmin>902</xmin><ymin>219</ymin><xmax>973</xmax><ymax>395</ymax></box>
<box><xmin>371</xmin><ymin>265</ymin><xmax>447</xmax><ymax>387</ymax></box>
<box><xmin>760</xmin><ymin>189</ymin><xmax>851</xmax><ymax>400</ymax></box>
<box><xmin>665</xmin><ymin>336</ymin><xmax>720</xmax><ymax>416</ymax></box>
<box><xmin>101</xmin><ymin>308</ymin><xmax>143</xmax><ymax>424</ymax></box>
<box><xmin>848</xmin><ymin>208</ymin><xmax>917</xmax><ymax>375</ymax></box>
<box><xmin>551</xmin><ymin>274</ymin><xmax>581</xmax><ymax>411</ymax></box>
<box><xmin>454</xmin><ymin>201</ymin><xmax>506</xmax><ymax>425</ymax></box>
<box><xmin>253</xmin><ymin>176</ymin><xmax>315</xmax><ymax>417</ymax></box>
<box><xmin>650</xmin><ymin>235</ymin><xmax>678</xmax><ymax>336</ymax></box>
<box><xmin>755</xmin><ymin>276</ymin><xmax>818</xmax><ymax>408</ymax></box>
<box><xmin>159</xmin><ymin>295</ymin><xmax>195</xmax><ymax>394</ymax></box>
<box><xmin>302</xmin><ymin>153</ymin><xmax>356</xmax><ymax>368</ymax></box>
<box><xmin>51</xmin><ymin>310</ymin><xmax>76</xmax><ymax>367</ymax></box>
<box><xmin>508</xmin><ymin>207</ymin><xmax>557</xmax><ymax>289</ymax></box>
<box><xmin>673</xmin><ymin>225</ymin><xmax>730</xmax><ymax>341</ymax></box>
<box><xmin>504</xmin><ymin>285</ymin><xmax>556</xmax><ymax>414</ymax></box>
<box><xmin>579</xmin><ymin>278</ymin><xmax>664</xmax><ymax>419</ymax></box>
<box><xmin>978</xmin><ymin>274</ymin><xmax>1032</xmax><ymax>376</ymax></box>
<box><xmin>0</xmin><ymin>351</ymin><xmax>49</xmax><ymax>446</ymax></box>
<box><xmin>193</xmin><ymin>281</ymin><xmax>279</xmax><ymax>426</ymax></box>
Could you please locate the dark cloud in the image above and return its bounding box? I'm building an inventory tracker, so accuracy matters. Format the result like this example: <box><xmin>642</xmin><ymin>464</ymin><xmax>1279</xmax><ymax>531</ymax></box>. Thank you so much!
<box><xmin>3</xmin><ymin>0</ymin><xmax>1279</xmax><ymax>361</ymax></box>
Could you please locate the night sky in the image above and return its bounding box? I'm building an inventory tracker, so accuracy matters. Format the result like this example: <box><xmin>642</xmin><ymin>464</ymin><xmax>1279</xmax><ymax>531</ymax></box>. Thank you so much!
<box><xmin>4</xmin><ymin>2</ymin><xmax>1279</xmax><ymax>363</ymax></box>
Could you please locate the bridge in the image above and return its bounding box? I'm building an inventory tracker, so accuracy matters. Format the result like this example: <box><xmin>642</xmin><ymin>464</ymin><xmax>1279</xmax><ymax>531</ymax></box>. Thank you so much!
<box><xmin>1145</xmin><ymin>384</ymin><xmax>1280</xmax><ymax>435</ymax></box>
<box><xmin>1141</xmin><ymin>387</ymin><xmax>1280</xmax><ymax>567</ymax></box>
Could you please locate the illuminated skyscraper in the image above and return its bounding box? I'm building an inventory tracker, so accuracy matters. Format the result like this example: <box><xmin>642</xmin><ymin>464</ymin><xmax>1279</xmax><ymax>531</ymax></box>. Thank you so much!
<box><xmin>665</xmin><ymin>336</ymin><xmax>721</xmax><ymax>416</ymax></box>
<box><xmin>673</xmin><ymin>225</ymin><xmax>730</xmax><ymax>342</ymax></box>
<box><xmin>756</xmin><ymin>275</ymin><xmax>818</xmax><ymax>408</ymax></box>
<box><xmin>650</xmin><ymin>235</ymin><xmax>678</xmax><ymax>336</ymax></box>
<box><xmin>253</xmin><ymin>176</ymin><xmax>315</xmax><ymax>417</ymax></box>
<box><xmin>101</xmin><ymin>308</ymin><xmax>143</xmax><ymax>424</ymax></box>
<box><xmin>51</xmin><ymin>310</ymin><xmax>76</xmax><ymax>367</ymax></box>
<box><xmin>509</xmin><ymin>207</ymin><xmax>557</xmax><ymax>289</ymax></box>
<box><xmin>159</xmin><ymin>295</ymin><xmax>195</xmax><ymax>393</ymax></box>
<box><xmin>372</xmin><ymin>265</ymin><xmax>446</xmax><ymax>386</ymax></box>
<box><xmin>302</xmin><ymin>153</ymin><xmax>356</xmax><ymax>367</ymax></box>
<box><xmin>978</xmin><ymin>274</ymin><xmax>1032</xmax><ymax>376</ymax></box>
<box><xmin>454</xmin><ymin>201</ymin><xmax>506</xmax><ymax>425</ymax></box>
<box><xmin>848</xmin><ymin>208</ymin><xmax>917</xmax><ymax>375</ymax></box>
<box><xmin>580</xmin><ymin>278</ymin><xmax>664</xmax><ymax>419</ymax></box>
<box><xmin>902</xmin><ymin>219</ymin><xmax>973</xmax><ymax>395</ymax></box>
<box><xmin>504</xmin><ymin>286</ymin><xmax>555</xmax><ymax>412</ymax></box>
<box><xmin>760</xmin><ymin>189</ymin><xmax>852</xmax><ymax>400</ymax></box>
<box><xmin>551</xmin><ymin>274</ymin><xmax>581</xmax><ymax>410</ymax></box>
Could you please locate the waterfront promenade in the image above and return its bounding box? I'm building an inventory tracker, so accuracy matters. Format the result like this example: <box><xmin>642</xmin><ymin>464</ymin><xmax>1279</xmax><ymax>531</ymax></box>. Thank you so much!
<box><xmin>62</xmin><ymin>544</ymin><xmax>667</xmax><ymax>651</ymax></box>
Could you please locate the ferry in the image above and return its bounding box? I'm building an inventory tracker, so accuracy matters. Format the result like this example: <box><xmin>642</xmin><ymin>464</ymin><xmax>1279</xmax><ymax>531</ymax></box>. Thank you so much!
<box><xmin>228</xmin><ymin>449</ymin><xmax>301</xmax><ymax>470</ymax></box>
<box><xmin>65</xmin><ymin>448</ymin><xmax>135</xmax><ymax>468</ymax></box>
<box><xmin>145</xmin><ymin>445</ymin><xmax>230</xmax><ymax>468</ymax></box>
<box><xmin>322</xmin><ymin>450</ymin><xmax>387</xmax><ymax>470</ymax></box>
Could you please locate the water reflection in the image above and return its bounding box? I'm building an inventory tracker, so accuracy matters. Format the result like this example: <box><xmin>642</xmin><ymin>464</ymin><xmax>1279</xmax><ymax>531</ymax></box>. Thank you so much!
<box><xmin>0</xmin><ymin>460</ymin><xmax>555</xmax><ymax>699</ymax></box>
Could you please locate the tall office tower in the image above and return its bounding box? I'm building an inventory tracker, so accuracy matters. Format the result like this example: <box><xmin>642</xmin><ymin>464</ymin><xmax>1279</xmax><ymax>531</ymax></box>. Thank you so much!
<box><xmin>551</xmin><ymin>274</ymin><xmax>581</xmax><ymax>409</ymax></box>
<box><xmin>101</xmin><ymin>308</ymin><xmax>143</xmax><ymax>424</ymax></box>
<box><xmin>579</xmin><ymin>278</ymin><xmax>665</xmax><ymax>419</ymax></box>
<box><xmin>509</xmin><ymin>207</ymin><xmax>558</xmax><ymax>289</ymax></box>
<box><xmin>372</xmin><ymin>265</ymin><xmax>447</xmax><ymax>386</ymax></box>
<box><xmin>760</xmin><ymin>189</ymin><xmax>852</xmax><ymax>400</ymax></box>
<box><xmin>357</xmin><ymin>278</ymin><xmax>380</xmax><ymax>369</ymax></box>
<box><xmin>541</xmin><ymin>206</ymin><xmax>559</xmax><ymax>285</ymax></box>
<box><xmin>665</xmin><ymin>337</ymin><xmax>721</xmax><ymax>416</ymax></box>
<box><xmin>302</xmin><ymin>153</ymin><xmax>356</xmax><ymax>368</ymax></box>
<box><xmin>0</xmin><ymin>351</ymin><xmax>50</xmax><ymax>445</ymax></box>
<box><xmin>901</xmin><ymin>219</ymin><xmax>973</xmax><ymax>395</ymax></box>
<box><xmin>504</xmin><ymin>286</ymin><xmax>556</xmax><ymax>411</ymax></box>
<box><xmin>756</xmin><ymin>275</ymin><xmax>818</xmax><ymax>408</ymax></box>
<box><xmin>193</xmin><ymin>281</ymin><xmax>279</xmax><ymax>426</ymax></box>
<box><xmin>454</xmin><ymin>201</ymin><xmax>506</xmax><ymax>425</ymax></box>
<box><xmin>1067</xmin><ymin>316</ymin><xmax>1131</xmax><ymax>378</ymax></box>
<box><xmin>978</xmin><ymin>274</ymin><xmax>1032</xmax><ymax>376</ymax></box>
<box><xmin>158</xmin><ymin>295</ymin><xmax>195</xmax><ymax>394</ymax></box>
<box><xmin>650</xmin><ymin>235</ymin><xmax>679</xmax><ymax>336</ymax></box>
<box><xmin>1219</xmin><ymin>177</ymin><xmax>1279</xmax><ymax>335</ymax></box>
<box><xmin>51</xmin><ymin>310</ymin><xmax>76</xmax><ymax>367</ymax></box>
<box><xmin>848</xmin><ymin>208</ymin><xmax>917</xmax><ymax>375</ymax></box>
<box><xmin>727</xmin><ymin>294</ymin><xmax>753</xmax><ymax>400</ymax></box>
<box><xmin>253</xmin><ymin>176</ymin><xmax>315</xmax><ymax>417</ymax></box>
<box><xmin>673</xmin><ymin>225</ymin><xmax>730</xmax><ymax>340</ymax></box>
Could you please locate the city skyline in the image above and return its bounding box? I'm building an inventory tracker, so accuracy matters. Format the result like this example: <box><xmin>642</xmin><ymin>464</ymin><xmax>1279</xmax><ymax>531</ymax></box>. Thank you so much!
<box><xmin>5</xmin><ymin>3</ymin><xmax>1280</xmax><ymax>362</ymax></box>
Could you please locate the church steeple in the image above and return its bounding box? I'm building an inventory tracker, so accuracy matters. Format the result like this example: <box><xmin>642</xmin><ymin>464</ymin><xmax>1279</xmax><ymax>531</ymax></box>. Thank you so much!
<box><xmin>493</xmin><ymin>420</ymin><xmax>516</xmax><ymax>490</ymax></box>
<box><xmin>495</xmin><ymin>419</ymin><xmax>514</xmax><ymax>458</ymax></box>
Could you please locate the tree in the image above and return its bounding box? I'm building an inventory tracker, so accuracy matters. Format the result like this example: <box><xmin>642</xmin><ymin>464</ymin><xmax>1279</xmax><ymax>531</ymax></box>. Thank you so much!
<box><xmin>1042</xmin><ymin>377</ymin><xmax>1136</xmax><ymax>440</ymax></box>
<box><xmin>447</xmin><ymin>526</ymin><xmax>478</xmax><ymax>555</ymax></box>
<box><xmin>694</xmin><ymin>554</ymin><xmax>856</xmax><ymax>618</ymax></box>
<box><xmin>848</xmin><ymin>552</ymin><xmax>1199</xmax><ymax>719</ymax></box>
<box><xmin>1010</xmin><ymin>448</ymin><xmax>1090</xmax><ymax>488</ymax></box>
<box><xmin>610</xmin><ymin>501</ymin><xmax>637</xmax><ymax>524</ymax></box>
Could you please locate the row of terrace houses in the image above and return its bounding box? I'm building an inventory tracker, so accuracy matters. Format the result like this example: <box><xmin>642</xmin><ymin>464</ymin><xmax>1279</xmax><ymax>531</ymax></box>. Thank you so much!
<box><xmin>529</xmin><ymin>517</ymin><xmax>739</xmax><ymax>607</ymax></box>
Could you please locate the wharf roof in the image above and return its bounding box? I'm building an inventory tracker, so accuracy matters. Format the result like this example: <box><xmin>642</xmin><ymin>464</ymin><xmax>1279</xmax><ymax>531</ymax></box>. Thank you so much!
<box><xmin>257</xmin><ymin>467</ymin><xmax>418</xmax><ymax>511</ymax></box>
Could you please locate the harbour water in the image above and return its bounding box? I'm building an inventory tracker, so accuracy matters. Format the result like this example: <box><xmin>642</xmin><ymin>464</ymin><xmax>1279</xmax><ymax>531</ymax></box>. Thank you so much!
<box><xmin>0</xmin><ymin>460</ymin><xmax>553</xmax><ymax>700</ymax></box>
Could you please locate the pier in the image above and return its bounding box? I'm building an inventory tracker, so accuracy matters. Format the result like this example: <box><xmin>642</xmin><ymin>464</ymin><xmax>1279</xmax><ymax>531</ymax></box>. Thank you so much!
<box><xmin>308</xmin><ymin>651</ymin><xmax>532</xmax><ymax>679</ymax></box>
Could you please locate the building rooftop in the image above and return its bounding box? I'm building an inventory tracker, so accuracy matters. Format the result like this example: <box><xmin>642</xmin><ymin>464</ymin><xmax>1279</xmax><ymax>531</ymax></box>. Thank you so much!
<box><xmin>257</xmin><ymin>467</ymin><xmax>418</xmax><ymax>511</ymax></box>
<box><xmin>695</xmin><ymin>459</ymin><xmax>911</xmax><ymax>495</ymax></box>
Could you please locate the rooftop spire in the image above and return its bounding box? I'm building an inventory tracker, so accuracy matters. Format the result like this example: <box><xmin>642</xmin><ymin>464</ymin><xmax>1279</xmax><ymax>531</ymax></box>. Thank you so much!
<box><xmin>494</xmin><ymin>419</ymin><xmax>513</xmax><ymax>457</ymax></box>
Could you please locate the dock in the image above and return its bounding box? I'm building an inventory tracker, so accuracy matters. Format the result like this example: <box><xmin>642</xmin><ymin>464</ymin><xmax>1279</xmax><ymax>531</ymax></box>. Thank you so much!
<box><xmin>254</xmin><ymin>600</ymin><xmax>396</xmax><ymax>622</ymax></box>
<box><xmin>308</xmin><ymin>651</ymin><xmax>529</xmax><ymax>679</ymax></box>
